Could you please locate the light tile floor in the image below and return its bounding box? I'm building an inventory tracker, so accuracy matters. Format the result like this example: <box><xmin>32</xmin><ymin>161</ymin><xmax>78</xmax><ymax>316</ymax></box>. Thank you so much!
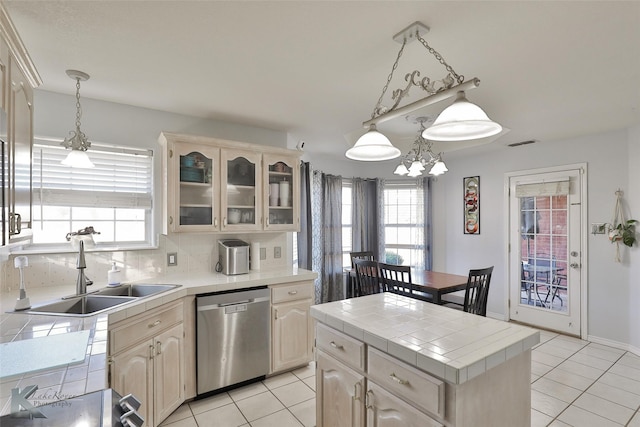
<box><xmin>160</xmin><ymin>329</ymin><xmax>640</xmax><ymax>427</ymax></box>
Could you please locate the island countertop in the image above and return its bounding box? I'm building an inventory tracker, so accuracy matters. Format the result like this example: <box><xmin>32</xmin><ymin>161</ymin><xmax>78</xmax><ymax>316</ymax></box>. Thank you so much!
<box><xmin>310</xmin><ymin>292</ymin><xmax>539</xmax><ymax>384</ymax></box>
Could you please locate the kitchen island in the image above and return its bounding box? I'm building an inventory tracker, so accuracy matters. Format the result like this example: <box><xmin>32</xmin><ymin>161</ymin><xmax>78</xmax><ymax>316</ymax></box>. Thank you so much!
<box><xmin>311</xmin><ymin>293</ymin><xmax>539</xmax><ymax>427</ymax></box>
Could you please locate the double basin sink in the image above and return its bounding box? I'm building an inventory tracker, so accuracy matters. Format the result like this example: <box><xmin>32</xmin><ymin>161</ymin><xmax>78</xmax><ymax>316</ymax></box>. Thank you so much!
<box><xmin>17</xmin><ymin>284</ymin><xmax>180</xmax><ymax>317</ymax></box>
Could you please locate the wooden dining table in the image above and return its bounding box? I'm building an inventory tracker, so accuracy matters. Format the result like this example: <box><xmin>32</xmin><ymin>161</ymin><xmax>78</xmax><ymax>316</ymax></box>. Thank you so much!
<box><xmin>412</xmin><ymin>270</ymin><xmax>469</xmax><ymax>304</ymax></box>
<box><xmin>345</xmin><ymin>268</ymin><xmax>468</xmax><ymax>304</ymax></box>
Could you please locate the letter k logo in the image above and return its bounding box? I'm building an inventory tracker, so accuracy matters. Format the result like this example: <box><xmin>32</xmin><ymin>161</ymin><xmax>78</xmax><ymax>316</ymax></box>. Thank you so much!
<box><xmin>11</xmin><ymin>385</ymin><xmax>46</xmax><ymax>419</ymax></box>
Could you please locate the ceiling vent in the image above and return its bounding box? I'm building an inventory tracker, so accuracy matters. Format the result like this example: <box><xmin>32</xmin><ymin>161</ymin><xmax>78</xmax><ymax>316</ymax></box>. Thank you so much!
<box><xmin>507</xmin><ymin>140</ymin><xmax>537</xmax><ymax>147</ymax></box>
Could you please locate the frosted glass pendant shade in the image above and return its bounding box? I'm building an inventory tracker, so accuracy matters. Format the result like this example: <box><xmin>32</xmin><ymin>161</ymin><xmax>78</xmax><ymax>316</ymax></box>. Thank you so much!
<box><xmin>422</xmin><ymin>91</ymin><xmax>502</xmax><ymax>141</ymax></box>
<box><xmin>429</xmin><ymin>160</ymin><xmax>448</xmax><ymax>176</ymax></box>
<box><xmin>61</xmin><ymin>149</ymin><xmax>95</xmax><ymax>168</ymax></box>
<box><xmin>394</xmin><ymin>163</ymin><xmax>409</xmax><ymax>175</ymax></box>
<box><xmin>346</xmin><ymin>125</ymin><xmax>401</xmax><ymax>161</ymax></box>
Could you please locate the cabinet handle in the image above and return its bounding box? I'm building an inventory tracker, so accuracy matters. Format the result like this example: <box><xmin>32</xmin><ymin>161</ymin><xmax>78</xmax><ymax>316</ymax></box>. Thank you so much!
<box><xmin>169</xmin><ymin>149</ymin><xmax>173</xmax><ymax>158</ymax></box>
<box><xmin>169</xmin><ymin>216</ymin><xmax>173</xmax><ymax>225</ymax></box>
<box><xmin>329</xmin><ymin>341</ymin><xmax>343</xmax><ymax>350</ymax></box>
<box><xmin>389</xmin><ymin>372</ymin><xmax>408</xmax><ymax>385</ymax></box>
<box><xmin>266</xmin><ymin>217</ymin><xmax>269</xmax><ymax>227</ymax></box>
<box><xmin>365</xmin><ymin>390</ymin><xmax>374</xmax><ymax>410</ymax></box>
<box><xmin>352</xmin><ymin>382</ymin><xmax>361</xmax><ymax>402</ymax></box>
<box><xmin>223</xmin><ymin>217</ymin><xmax>227</xmax><ymax>227</ymax></box>
<box><xmin>214</xmin><ymin>217</ymin><xmax>218</xmax><ymax>227</ymax></box>
<box><xmin>148</xmin><ymin>320</ymin><xmax>161</xmax><ymax>328</ymax></box>
<box><xmin>149</xmin><ymin>344</ymin><xmax>155</xmax><ymax>360</ymax></box>
<box><xmin>274</xmin><ymin>309</ymin><xmax>278</xmax><ymax>320</ymax></box>
<box><xmin>156</xmin><ymin>341</ymin><xmax>162</xmax><ymax>355</ymax></box>
<box><xmin>288</xmin><ymin>290</ymin><xmax>298</xmax><ymax>295</ymax></box>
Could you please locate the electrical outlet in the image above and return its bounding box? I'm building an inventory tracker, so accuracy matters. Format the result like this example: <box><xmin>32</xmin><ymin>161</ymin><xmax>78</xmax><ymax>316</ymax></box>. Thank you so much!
<box><xmin>274</xmin><ymin>246</ymin><xmax>281</xmax><ymax>259</ymax></box>
<box><xmin>260</xmin><ymin>247</ymin><xmax>267</xmax><ymax>260</ymax></box>
<box><xmin>591</xmin><ymin>223</ymin><xmax>607</xmax><ymax>235</ymax></box>
<box><xmin>167</xmin><ymin>252</ymin><xmax>178</xmax><ymax>266</ymax></box>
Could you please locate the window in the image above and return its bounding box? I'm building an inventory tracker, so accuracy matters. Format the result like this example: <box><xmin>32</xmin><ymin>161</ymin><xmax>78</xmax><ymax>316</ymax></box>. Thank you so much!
<box><xmin>340</xmin><ymin>179</ymin><xmax>427</xmax><ymax>269</ymax></box>
<box><xmin>30</xmin><ymin>138</ymin><xmax>154</xmax><ymax>248</ymax></box>
<box><xmin>383</xmin><ymin>180</ymin><xmax>425</xmax><ymax>268</ymax></box>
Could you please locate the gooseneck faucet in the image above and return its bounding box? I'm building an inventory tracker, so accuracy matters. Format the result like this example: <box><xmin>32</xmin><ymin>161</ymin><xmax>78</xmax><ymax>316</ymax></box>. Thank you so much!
<box><xmin>75</xmin><ymin>240</ymin><xmax>93</xmax><ymax>295</ymax></box>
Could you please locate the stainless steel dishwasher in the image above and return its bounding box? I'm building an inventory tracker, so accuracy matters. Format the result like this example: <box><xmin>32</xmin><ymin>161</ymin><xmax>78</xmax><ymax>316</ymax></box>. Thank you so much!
<box><xmin>196</xmin><ymin>287</ymin><xmax>270</xmax><ymax>395</ymax></box>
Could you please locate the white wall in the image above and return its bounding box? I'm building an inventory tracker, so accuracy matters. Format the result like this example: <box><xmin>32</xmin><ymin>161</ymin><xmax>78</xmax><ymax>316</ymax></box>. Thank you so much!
<box><xmin>356</xmin><ymin>128</ymin><xmax>639</xmax><ymax>350</ymax></box>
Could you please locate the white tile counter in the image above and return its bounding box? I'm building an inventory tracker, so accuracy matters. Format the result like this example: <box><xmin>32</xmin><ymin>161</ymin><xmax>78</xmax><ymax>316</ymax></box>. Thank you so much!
<box><xmin>0</xmin><ymin>267</ymin><xmax>316</xmax><ymax>414</ymax></box>
<box><xmin>311</xmin><ymin>292</ymin><xmax>539</xmax><ymax>385</ymax></box>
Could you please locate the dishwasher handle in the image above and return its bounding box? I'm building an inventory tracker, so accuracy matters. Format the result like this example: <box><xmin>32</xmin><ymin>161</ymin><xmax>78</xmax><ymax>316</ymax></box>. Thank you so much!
<box><xmin>197</xmin><ymin>295</ymin><xmax>269</xmax><ymax>312</ymax></box>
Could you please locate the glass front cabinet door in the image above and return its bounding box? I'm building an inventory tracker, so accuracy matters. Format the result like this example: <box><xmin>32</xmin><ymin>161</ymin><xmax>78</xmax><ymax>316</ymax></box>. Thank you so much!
<box><xmin>169</xmin><ymin>142</ymin><xmax>220</xmax><ymax>232</ymax></box>
<box><xmin>221</xmin><ymin>149</ymin><xmax>262</xmax><ymax>231</ymax></box>
<box><xmin>263</xmin><ymin>154</ymin><xmax>299</xmax><ymax>231</ymax></box>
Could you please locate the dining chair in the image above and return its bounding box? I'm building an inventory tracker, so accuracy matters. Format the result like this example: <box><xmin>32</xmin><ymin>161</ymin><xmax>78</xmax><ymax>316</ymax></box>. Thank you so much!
<box><xmin>444</xmin><ymin>266</ymin><xmax>494</xmax><ymax>316</ymax></box>
<box><xmin>378</xmin><ymin>263</ymin><xmax>413</xmax><ymax>297</ymax></box>
<box><xmin>352</xmin><ymin>259</ymin><xmax>383</xmax><ymax>297</ymax></box>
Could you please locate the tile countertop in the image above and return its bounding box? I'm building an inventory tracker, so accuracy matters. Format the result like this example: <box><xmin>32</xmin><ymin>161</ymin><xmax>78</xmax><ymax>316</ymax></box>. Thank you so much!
<box><xmin>310</xmin><ymin>293</ymin><xmax>540</xmax><ymax>385</ymax></box>
<box><xmin>0</xmin><ymin>267</ymin><xmax>316</xmax><ymax>414</ymax></box>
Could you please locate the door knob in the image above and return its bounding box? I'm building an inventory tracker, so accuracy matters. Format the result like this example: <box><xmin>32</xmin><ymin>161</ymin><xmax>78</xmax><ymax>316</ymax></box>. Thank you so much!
<box><xmin>570</xmin><ymin>263</ymin><xmax>580</xmax><ymax>268</ymax></box>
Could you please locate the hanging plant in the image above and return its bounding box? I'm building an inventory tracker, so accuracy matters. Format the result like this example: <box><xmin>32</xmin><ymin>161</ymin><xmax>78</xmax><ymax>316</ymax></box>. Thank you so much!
<box><xmin>608</xmin><ymin>219</ymin><xmax>638</xmax><ymax>247</ymax></box>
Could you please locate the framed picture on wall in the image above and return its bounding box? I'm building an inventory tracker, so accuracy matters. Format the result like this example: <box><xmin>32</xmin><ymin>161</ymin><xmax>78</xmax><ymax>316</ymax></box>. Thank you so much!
<box><xmin>463</xmin><ymin>176</ymin><xmax>480</xmax><ymax>234</ymax></box>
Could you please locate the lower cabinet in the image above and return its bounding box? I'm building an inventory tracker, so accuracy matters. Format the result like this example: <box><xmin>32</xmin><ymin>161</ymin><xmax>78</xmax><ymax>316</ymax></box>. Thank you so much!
<box><xmin>109</xmin><ymin>301</ymin><xmax>185</xmax><ymax>427</ymax></box>
<box><xmin>270</xmin><ymin>281</ymin><xmax>313</xmax><ymax>373</ymax></box>
<box><xmin>366</xmin><ymin>382</ymin><xmax>442</xmax><ymax>427</ymax></box>
<box><xmin>316</xmin><ymin>349</ymin><xmax>365</xmax><ymax>427</ymax></box>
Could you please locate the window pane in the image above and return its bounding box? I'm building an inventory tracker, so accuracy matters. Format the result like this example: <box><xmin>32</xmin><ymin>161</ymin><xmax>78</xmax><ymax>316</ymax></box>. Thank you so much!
<box><xmin>116</xmin><ymin>222</ymin><xmax>146</xmax><ymax>241</ymax></box>
<box><xmin>116</xmin><ymin>209</ymin><xmax>145</xmax><ymax>220</ymax></box>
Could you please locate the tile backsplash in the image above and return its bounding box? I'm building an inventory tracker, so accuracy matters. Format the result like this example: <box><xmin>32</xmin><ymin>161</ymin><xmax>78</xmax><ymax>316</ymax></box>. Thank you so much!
<box><xmin>0</xmin><ymin>232</ymin><xmax>290</xmax><ymax>292</ymax></box>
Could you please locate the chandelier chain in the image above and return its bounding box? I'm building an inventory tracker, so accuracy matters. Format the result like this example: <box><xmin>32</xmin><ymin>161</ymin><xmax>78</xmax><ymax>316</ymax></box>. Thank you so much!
<box><xmin>370</xmin><ymin>38</ymin><xmax>406</xmax><ymax>119</ymax></box>
<box><xmin>416</xmin><ymin>33</ymin><xmax>464</xmax><ymax>84</ymax></box>
<box><xmin>75</xmin><ymin>78</ymin><xmax>82</xmax><ymax>128</ymax></box>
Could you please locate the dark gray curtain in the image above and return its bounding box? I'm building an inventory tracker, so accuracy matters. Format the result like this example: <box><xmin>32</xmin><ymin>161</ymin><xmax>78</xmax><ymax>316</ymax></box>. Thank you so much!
<box><xmin>422</xmin><ymin>176</ymin><xmax>433</xmax><ymax>270</ymax></box>
<box><xmin>351</xmin><ymin>178</ymin><xmax>384</xmax><ymax>262</ymax></box>
<box><xmin>297</xmin><ymin>162</ymin><xmax>312</xmax><ymax>270</ymax></box>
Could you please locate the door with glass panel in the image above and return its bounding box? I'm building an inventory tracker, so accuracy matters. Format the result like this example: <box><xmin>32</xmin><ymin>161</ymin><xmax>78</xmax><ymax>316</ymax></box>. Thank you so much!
<box><xmin>220</xmin><ymin>149</ymin><xmax>262</xmax><ymax>231</ymax></box>
<box><xmin>508</xmin><ymin>167</ymin><xmax>584</xmax><ymax>336</ymax></box>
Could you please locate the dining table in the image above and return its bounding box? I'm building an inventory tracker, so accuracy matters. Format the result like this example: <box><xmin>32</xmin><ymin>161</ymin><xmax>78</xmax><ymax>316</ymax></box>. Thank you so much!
<box><xmin>345</xmin><ymin>267</ymin><xmax>468</xmax><ymax>304</ymax></box>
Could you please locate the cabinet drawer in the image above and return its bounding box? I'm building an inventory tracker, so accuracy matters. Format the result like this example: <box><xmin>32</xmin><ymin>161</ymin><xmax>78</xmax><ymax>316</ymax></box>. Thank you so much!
<box><xmin>316</xmin><ymin>323</ymin><xmax>365</xmax><ymax>371</ymax></box>
<box><xmin>368</xmin><ymin>347</ymin><xmax>445</xmax><ymax>419</ymax></box>
<box><xmin>271</xmin><ymin>282</ymin><xmax>313</xmax><ymax>304</ymax></box>
<box><xmin>110</xmin><ymin>302</ymin><xmax>184</xmax><ymax>354</ymax></box>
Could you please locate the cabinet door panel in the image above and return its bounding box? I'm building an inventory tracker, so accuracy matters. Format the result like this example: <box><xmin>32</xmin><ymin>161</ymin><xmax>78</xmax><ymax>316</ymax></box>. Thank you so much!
<box><xmin>112</xmin><ymin>341</ymin><xmax>153</xmax><ymax>426</ymax></box>
<box><xmin>272</xmin><ymin>299</ymin><xmax>312</xmax><ymax>372</ymax></box>
<box><xmin>263</xmin><ymin>153</ymin><xmax>299</xmax><ymax>231</ymax></box>
<box><xmin>316</xmin><ymin>350</ymin><xmax>365</xmax><ymax>427</ymax></box>
<box><xmin>169</xmin><ymin>142</ymin><xmax>220</xmax><ymax>232</ymax></box>
<box><xmin>366</xmin><ymin>382</ymin><xmax>443</xmax><ymax>427</ymax></box>
<box><xmin>220</xmin><ymin>149</ymin><xmax>262</xmax><ymax>231</ymax></box>
<box><xmin>154</xmin><ymin>323</ymin><xmax>184</xmax><ymax>423</ymax></box>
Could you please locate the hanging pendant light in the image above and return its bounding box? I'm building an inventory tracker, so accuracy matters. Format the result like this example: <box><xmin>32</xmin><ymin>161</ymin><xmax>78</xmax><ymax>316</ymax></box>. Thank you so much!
<box><xmin>60</xmin><ymin>70</ymin><xmax>95</xmax><ymax>168</ymax></box>
<box><xmin>345</xmin><ymin>124</ymin><xmax>401</xmax><ymax>161</ymax></box>
<box><xmin>422</xmin><ymin>91</ymin><xmax>502</xmax><ymax>141</ymax></box>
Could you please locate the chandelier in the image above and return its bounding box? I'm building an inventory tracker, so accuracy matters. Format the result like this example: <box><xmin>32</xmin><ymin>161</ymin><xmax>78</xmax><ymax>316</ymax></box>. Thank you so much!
<box><xmin>60</xmin><ymin>70</ymin><xmax>95</xmax><ymax>168</ymax></box>
<box><xmin>346</xmin><ymin>21</ymin><xmax>502</xmax><ymax>162</ymax></box>
<box><xmin>394</xmin><ymin>118</ymin><xmax>448</xmax><ymax>177</ymax></box>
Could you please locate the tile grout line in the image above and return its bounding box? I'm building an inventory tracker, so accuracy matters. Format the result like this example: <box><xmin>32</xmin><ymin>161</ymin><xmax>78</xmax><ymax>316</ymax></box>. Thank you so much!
<box><xmin>544</xmin><ymin>345</ymin><xmax>630</xmax><ymax>426</ymax></box>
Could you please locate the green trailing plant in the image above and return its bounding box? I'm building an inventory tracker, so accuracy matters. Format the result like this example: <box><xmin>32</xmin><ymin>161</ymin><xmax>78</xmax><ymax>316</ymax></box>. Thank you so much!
<box><xmin>608</xmin><ymin>219</ymin><xmax>638</xmax><ymax>247</ymax></box>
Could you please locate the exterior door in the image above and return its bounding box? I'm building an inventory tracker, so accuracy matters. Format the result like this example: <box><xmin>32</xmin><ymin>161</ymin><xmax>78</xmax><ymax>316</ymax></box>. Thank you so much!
<box><xmin>508</xmin><ymin>166</ymin><xmax>585</xmax><ymax>336</ymax></box>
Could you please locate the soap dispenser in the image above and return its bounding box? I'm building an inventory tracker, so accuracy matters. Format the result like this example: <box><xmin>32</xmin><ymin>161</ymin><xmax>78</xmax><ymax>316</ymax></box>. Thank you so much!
<box><xmin>107</xmin><ymin>262</ymin><xmax>122</xmax><ymax>287</ymax></box>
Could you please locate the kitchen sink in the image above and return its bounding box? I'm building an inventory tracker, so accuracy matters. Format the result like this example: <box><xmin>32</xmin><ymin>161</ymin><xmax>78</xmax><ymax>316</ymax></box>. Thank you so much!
<box><xmin>13</xmin><ymin>284</ymin><xmax>181</xmax><ymax>317</ymax></box>
<box><xmin>94</xmin><ymin>283</ymin><xmax>180</xmax><ymax>298</ymax></box>
<box><xmin>23</xmin><ymin>295</ymin><xmax>137</xmax><ymax>317</ymax></box>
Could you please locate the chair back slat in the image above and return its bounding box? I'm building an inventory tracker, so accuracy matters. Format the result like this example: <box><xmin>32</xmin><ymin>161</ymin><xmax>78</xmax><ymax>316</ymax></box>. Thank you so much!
<box><xmin>463</xmin><ymin>266</ymin><xmax>494</xmax><ymax>316</ymax></box>
<box><xmin>378</xmin><ymin>263</ymin><xmax>413</xmax><ymax>297</ymax></box>
<box><xmin>353</xmin><ymin>259</ymin><xmax>382</xmax><ymax>297</ymax></box>
<box><xmin>350</xmin><ymin>251</ymin><xmax>375</xmax><ymax>268</ymax></box>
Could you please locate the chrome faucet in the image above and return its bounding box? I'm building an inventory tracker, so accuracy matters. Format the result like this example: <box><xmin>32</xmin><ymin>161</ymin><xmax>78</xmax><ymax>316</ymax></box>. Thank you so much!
<box><xmin>75</xmin><ymin>240</ymin><xmax>93</xmax><ymax>295</ymax></box>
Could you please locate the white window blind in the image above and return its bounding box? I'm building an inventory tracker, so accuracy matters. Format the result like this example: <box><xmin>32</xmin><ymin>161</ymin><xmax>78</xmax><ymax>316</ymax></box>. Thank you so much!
<box><xmin>32</xmin><ymin>139</ymin><xmax>153</xmax><ymax>209</ymax></box>
<box><xmin>515</xmin><ymin>180</ymin><xmax>570</xmax><ymax>198</ymax></box>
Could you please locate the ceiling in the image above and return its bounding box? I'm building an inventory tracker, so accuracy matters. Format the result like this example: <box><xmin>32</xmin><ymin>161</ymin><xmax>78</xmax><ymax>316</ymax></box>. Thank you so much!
<box><xmin>4</xmin><ymin>1</ymin><xmax>640</xmax><ymax>162</ymax></box>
